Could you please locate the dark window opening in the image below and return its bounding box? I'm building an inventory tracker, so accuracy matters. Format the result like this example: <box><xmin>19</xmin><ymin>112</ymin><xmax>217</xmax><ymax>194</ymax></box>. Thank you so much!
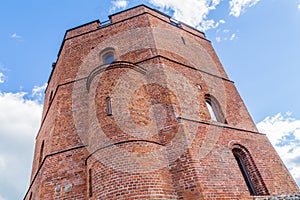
<box><xmin>181</xmin><ymin>36</ymin><xmax>186</xmax><ymax>45</ymax></box>
<box><xmin>39</xmin><ymin>141</ymin><xmax>44</xmax><ymax>166</ymax></box>
<box><xmin>234</xmin><ymin>152</ymin><xmax>257</xmax><ymax>195</ymax></box>
<box><xmin>106</xmin><ymin>97</ymin><xmax>112</xmax><ymax>116</ymax></box>
<box><xmin>49</xmin><ymin>91</ymin><xmax>53</xmax><ymax>102</ymax></box>
<box><xmin>89</xmin><ymin>168</ymin><xmax>93</xmax><ymax>197</ymax></box>
<box><xmin>232</xmin><ymin>146</ymin><xmax>269</xmax><ymax>196</ymax></box>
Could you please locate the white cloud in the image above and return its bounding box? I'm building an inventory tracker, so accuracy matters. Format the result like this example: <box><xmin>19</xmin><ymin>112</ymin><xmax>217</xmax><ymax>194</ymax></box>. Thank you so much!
<box><xmin>257</xmin><ymin>112</ymin><xmax>300</xmax><ymax>186</ymax></box>
<box><xmin>148</xmin><ymin>0</ymin><xmax>224</xmax><ymax>31</ymax></box>
<box><xmin>110</xmin><ymin>0</ymin><xmax>129</xmax><ymax>13</ymax></box>
<box><xmin>219</xmin><ymin>19</ymin><xmax>225</xmax><ymax>24</ymax></box>
<box><xmin>298</xmin><ymin>4</ymin><xmax>300</xmax><ymax>10</ymax></box>
<box><xmin>11</xmin><ymin>33</ymin><xmax>21</xmax><ymax>39</ymax></box>
<box><xmin>229</xmin><ymin>0</ymin><xmax>260</xmax><ymax>17</ymax></box>
<box><xmin>0</xmin><ymin>91</ymin><xmax>42</xmax><ymax>199</ymax></box>
<box><xmin>230</xmin><ymin>33</ymin><xmax>236</xmax><ymax>40</ymax></box>
<box><xmin>0</xmin><ymin>64</ymin><xmax>9</xmax><ymax>84</ymax></box>
<box><xmin>32</xmin><ymin>83</ymin><xmax>47</xmax><ymax>102</ymax></box>
<box><xmin>223</xmin><ymin>29</ymin><xmax>230</xmax><ymax>33</ymax></box>
<box><xmin>201</xmin><ymin>19</ymin><xmax>225</xmax><ymax>31</ymax></box>
<box><xmin>0</xmin><ymin>73</ymin><xmax>5</xmax><ymax>84</ymax></box>
<box><xmin>215</xmin><ymin>29</ymin><xmax>237</xmax><ymax>43</ymax></box>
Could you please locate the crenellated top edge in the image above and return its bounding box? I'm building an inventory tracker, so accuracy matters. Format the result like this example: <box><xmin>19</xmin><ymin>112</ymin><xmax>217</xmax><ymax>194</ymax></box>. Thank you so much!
<box><xmin>63</xmin><ymin>5</ymin><xmax>205</xmax><ymax>42</ymax></box>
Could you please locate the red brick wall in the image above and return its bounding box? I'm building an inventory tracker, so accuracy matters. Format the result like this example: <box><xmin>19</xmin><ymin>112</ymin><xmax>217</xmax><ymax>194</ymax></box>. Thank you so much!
<box><xmin>24</xmin><ymin>5</ymin><xmax>299</xmax><ymax>200</ymax></box>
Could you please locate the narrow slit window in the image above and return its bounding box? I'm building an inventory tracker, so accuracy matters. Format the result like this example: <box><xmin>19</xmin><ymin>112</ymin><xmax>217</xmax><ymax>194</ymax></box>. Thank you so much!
<box><xmin>49</xmin><ymin>91</ymin><xmax>53</xmax><ymax>102</ymax></box>
<box><xmin>232</xmin><ymin>146</ymin><xmax>269</xmax><ymax>196</ymax></box>
<box><xmin>181</xmin><ymin>36</ymin><xmax>186</xmax><ymax>45</ymax></box>
<box><xmin>233</xmin><ymin>152</ymin><xmax>257</xmax><ymax>195</ymax></box>
<box><xmin>89</xmin><ymin>168</ymin><xmax>93</xmax><ymax>197</ymax></box>
<box><xmin>106</xmin><ymin>97</ymin><xmax>112</xmax><ymax>116</ymax></box>
<box><xmin>39</xmin><ymin>141</ymin><xmax>44</xmax><ymax>165</ymax></box>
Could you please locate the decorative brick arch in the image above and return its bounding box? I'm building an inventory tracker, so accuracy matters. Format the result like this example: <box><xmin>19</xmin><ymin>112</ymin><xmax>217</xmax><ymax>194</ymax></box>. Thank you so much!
<box><xmin>86</xmin><ymin>61</ymin><xmax>147</xmax><ymax>92</ymax></box>
<box><xmin>232</xmin><ymin>144</ymin><xmax>269</xmax><ymax>196</ymax></box>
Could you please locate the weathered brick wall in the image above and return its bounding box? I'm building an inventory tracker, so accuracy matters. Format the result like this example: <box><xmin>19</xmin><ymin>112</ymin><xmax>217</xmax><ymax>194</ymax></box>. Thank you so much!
<box><xmin>25</xmin><ymin>5</ymin><xmax>299</xmax><ymax>200</ymax></box>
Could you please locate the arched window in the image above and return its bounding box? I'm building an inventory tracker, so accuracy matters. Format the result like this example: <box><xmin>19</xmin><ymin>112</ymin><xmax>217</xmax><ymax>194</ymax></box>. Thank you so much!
<box><xmin>103</xmin><ymin>52</ymin><xmax>114</xmax><ymax>64</ymax></box>
<box><xmin>39</xmin><ymin>140</ymin><xmax>44</xmax><ymax>165</ymax></box>
<box><xmin>232</xmin><ymin>145</ymin><xmax>269</xmax><ymax>195</ymax></box>
<box><xmin>205</xmin><ymin>100</ymin><xmax>218</xmax><ymax>121</ymax></box>
<box><xmin>205</xmin><ymin>94</ymin><xmax>226</xmax><ymax>123</ymax></box>
<box><xmin>101</xmin><ymin>48</ymin><xmax>115</xmax><ymax>64</ymax></box>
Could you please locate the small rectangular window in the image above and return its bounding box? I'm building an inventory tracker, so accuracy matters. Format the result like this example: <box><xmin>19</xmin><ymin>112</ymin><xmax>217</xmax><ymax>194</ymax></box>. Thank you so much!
<box><xmin>49</xmin><ymin>91</ymin><xmax>53</xmax><ymax>102</ymax></box>
<box><xmin>89</xmin><ymin>169</ymin><xmax>93</xmax><ymax>197</ymax></box>
<box><xmin>106</xmin><ymin>97</ymin><xmax>112</xmax><ymax>116</ymax></box>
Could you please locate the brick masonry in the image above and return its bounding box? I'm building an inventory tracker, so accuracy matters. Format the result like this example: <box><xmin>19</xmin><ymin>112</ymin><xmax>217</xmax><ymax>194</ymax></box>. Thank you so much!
<box><xmin>24</xmin><ymin>5</ymin><xmax>299</xmax><ymax>200</ymax></box>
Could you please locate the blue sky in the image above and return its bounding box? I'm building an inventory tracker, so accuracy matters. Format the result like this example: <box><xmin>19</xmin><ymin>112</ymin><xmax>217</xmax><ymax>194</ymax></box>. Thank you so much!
<box><xmin>0</xmin><ymin>0</ymin><xmax>300</xmax><ymax>199</ymax></box>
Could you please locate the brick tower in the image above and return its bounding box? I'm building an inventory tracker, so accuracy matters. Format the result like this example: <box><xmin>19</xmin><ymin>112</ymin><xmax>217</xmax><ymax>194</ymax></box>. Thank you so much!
<box><xmin>24</xmin><ymin>5</ymin><xmax>299</xmax><ymax>200</ymax></box>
